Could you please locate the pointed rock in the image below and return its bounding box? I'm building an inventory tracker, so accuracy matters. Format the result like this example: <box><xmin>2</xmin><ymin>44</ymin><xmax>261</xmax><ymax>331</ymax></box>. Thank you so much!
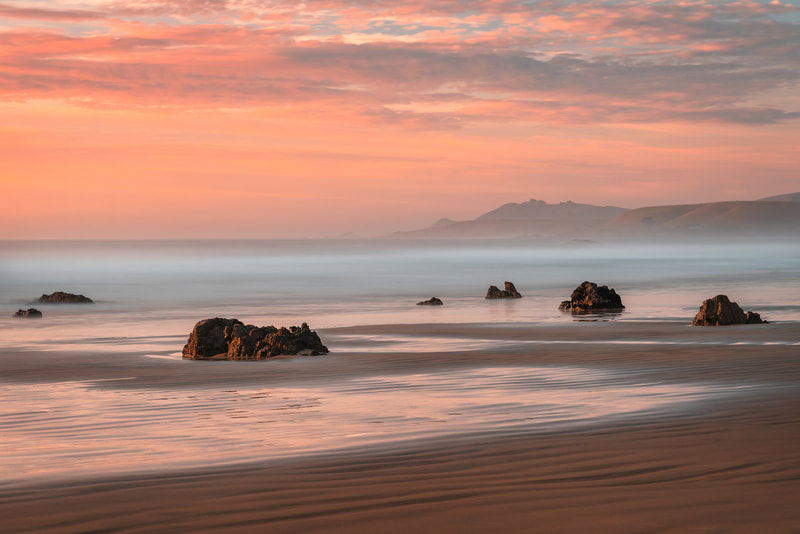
<box><xmin>485</xmin><ymin>281</ymin><xmax>522</xmax><ymax>299</ymax></box>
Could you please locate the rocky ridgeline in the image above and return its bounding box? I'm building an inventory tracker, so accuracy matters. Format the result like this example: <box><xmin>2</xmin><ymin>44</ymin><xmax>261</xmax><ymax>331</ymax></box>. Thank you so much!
<box><xmin>38</xmin><ymin>292</ymin><xmax>93</xmax><ymax>304</ymax></box>
<box><xmin>13</xmin><ymin>308</ymin><xmax>42</xmax><ymax>318</ymax></box>
<box><xmin>559</xmin><ymin>281</ymin><xmax>624</xmax><ymax>312</ymax></box>
<box><xmin>485</xmin><ymin>281</ymin><xmax>522</xmax><ymax>299</ymax></box>
<box><xmin>692</xmin><ymin>295</ymin><xmax>766</xmax><ymax>326</ymax></box>
<box><xmin>417</xmin><ymin>297</ymin><xmax>444</xmax><ymax>306</ymax></box>
<box><xmin>182</xmin><ymin>318</ymin><xmax>329</xmax><ymax>360</ymax></box>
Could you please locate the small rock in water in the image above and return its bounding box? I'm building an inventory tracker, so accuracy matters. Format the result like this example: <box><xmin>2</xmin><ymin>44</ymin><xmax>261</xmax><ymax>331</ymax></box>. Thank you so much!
<box><xmin>485</xmin><ymin>281</ymin><xmax>522</xmax><ymax>299</ymax></box>
<box><xmin>692</xmin><ymin>295</ymin><xmax>767</xmax><ymax>326</ymax></box>
<box><xmin>38</xmin><ymin>292</ymin><xmax>93</xmax><ymax>304</ymax></box>
<box><xmin>417</xmin><ymin>297</ymin><xmax>444</xmax><ymax>306</ymax></box>
<box><xmin>182</xmin><ymin>318</ymin><xmax>329</xmax><ymax>360</ymax></box>
<box><xmin>13</xmin><ymin>308</ymin><xmax>42</xmax><ymax>318</ymax></box>
<box><xmin>559</xmin><ymin>281</ymin><xmax>624</xmax><ymax>312</ymax></box>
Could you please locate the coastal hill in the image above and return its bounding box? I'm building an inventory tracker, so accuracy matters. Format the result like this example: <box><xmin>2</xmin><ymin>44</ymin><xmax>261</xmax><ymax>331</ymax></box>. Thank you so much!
<box><xmin>393</xmin><ymin>193</ymin><xmax>800</xmax><ymax>239</ymax></box>
<box><xmin>602</xmin><ymin>200</ymin><xmax>800</xmax><ymax>237</ymax></box>
<box><xmin>392</xmin><ymin>199</ymin><xmax>628</xmax><ymax>238</ymax></box>
<box><xmin>476</xmin><ymin>199</ymin><xmax>627</xmax><ymax>222</ymax></box>
<box><xmin>758</xmin><ymin>192</ymin><xmax>800</xmax><ymax>202</ymax></box>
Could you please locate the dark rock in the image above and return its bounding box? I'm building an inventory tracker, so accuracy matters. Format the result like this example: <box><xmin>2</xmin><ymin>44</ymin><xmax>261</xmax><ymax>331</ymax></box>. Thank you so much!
<box><xmin>182</xmin><ymin>318</ymin><xmax>329</xmax><ymax>360</ymax></box>
<box><xmin>38</xmin><ymin>292</ymin><xmax>93</xmax><ymax>304</ymax></box>
<box><xmin>13</xmin><ymin>308</ymin><xmax>42</xmax><ymax>318</ymax></box>
<box><xmin>559</xmin><ymin>281</ymin><xmax>624</xmax><ymax>312</ymax></box>
<box><xmin>692</xmin><ymin>295</ymin><xmax>767</xmax><ymax>326</ymax></box>
<box><xmin>503</xmin><ymin>281</ymin><xmax>521</xmax><ymax>298</ymax></box>
<box><xmin>486</xmin><ymin>285</ymin><xmax>504</xmax><ymax>299</ymax></box>
<box><xmin>417</xmin><ymin>297</ymin><xmax>443</xmax><ymax>306</ymax></box>
<box><xmin>485</xmin><ymin>281</ymin><xmax>522</xmax><ymax>299</ymax></box>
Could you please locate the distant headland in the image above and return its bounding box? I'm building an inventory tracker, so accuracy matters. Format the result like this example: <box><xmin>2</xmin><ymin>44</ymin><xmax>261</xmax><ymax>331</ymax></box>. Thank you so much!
<box><xmin>392</xmin><ymin>192</ymin><xmax>800</xmax><ymax>239</ymax></box>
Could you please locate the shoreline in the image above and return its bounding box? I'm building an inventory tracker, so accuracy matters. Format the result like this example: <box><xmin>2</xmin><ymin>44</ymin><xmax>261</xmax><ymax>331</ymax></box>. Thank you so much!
<box><xmin>3</xmin><ymin>321</ymin><xmax>798</xmax><ymax>386</ymax></box>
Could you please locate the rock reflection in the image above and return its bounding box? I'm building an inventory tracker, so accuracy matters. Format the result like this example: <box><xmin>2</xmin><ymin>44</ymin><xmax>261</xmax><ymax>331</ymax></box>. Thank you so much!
<box><xmin>569</xmin><ymin>310</ymin><xmax>625</xmax><ymax>322</ymax></box>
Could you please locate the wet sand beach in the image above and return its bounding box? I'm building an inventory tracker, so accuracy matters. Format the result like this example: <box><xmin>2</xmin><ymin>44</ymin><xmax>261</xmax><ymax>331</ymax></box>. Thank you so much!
<box><xmin>1</xmin><ymin>322</ymin><xmax>798</xmax><ymax>532</ymax></box>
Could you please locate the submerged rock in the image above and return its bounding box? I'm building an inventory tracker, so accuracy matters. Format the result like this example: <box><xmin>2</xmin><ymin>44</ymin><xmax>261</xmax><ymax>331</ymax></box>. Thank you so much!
<box><xmin>417</xmin><ymin>297</ymin><xmax>444</xmax><ymax>306</ymax></box>
<box><xmin>38</xmin><ymin>292</ymin><xmax>93</xmax><ymax>304</ymax></box>
<box><xmin>182</xmin><ymin>318</ymin><xmax>329</xmax><ymax>360</ymax></box>
<box><xmin>13</xmin><ymin>308</ymin><xmax>42</xmax><ymax>318</ymax></box>
<box><xmin>692</xmin><ymin>295</ymin><xmax>767</xmax><ymax>326</ymax></box>
<box><xmin>485</xmin><ymin>281</ymin><xmax>522</xmax><ymax>299</ymax></box>
<box><xmin>559</xmin><ymin>281</ymin><xmax>624</xmax><ymax>312</ymax></box>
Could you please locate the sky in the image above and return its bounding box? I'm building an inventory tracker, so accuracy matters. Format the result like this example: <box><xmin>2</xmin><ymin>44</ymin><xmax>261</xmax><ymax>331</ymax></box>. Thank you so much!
<box><xmin>1</xmin><ymin>0</ymin><xmax>799</xmax><ymax>238</ymax></box>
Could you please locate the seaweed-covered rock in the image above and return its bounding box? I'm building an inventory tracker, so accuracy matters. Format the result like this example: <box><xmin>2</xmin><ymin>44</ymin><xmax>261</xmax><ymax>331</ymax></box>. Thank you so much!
<box><xmin>13</xmin><ymin>308</ymin><xmax>42</xmax><ymax>318</ymax></box>
<box><xmin>559</xmin><ymin>281</ymin><xmax>624</xmax><ymax>312</ymax></box>
<box><xmin>416</xmin><ymin>297</ymin><xmax>444</xmax><ymax>306</ymax></box>
<box><xmin>485</xmin><ymin>281</ymin><xmax>522</xmax><ymax>299</ymax></box>
<box><xmin>38</xmin><ymin>292</ymin><xmax>93</xmax><ymax>304</ymax></box>
<box><xmin>182</xmin><ymin>318</ymin><xmax>329</xmax><ymax>360</ymax></box>
<box><xmin>692</xmin><ymin>295</ymin><xmax>767</xmax><ymax>326</ymax></box>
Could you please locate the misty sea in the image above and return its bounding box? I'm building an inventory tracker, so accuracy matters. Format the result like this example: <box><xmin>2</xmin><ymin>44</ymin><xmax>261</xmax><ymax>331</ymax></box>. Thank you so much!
<box><xmin>1</xmin><ymin>238</ymin><xmax>799</xmax><ymax>483</ymax></box>
<box><xmin>2</xmin><ymin>238</ymin><xmax>799</xmax><ymax>354</ymax></box>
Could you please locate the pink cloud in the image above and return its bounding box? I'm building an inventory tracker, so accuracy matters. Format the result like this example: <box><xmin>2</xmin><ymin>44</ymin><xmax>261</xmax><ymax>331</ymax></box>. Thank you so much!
<box><xmin>0</xmin><ymin>2</ymin><xmax>103</xmax><ymax>21</ymax></box>
<box><xmin>0</xmin><ymin>0</ymin><xmax>797</xmax><ymax>128</ymax></box>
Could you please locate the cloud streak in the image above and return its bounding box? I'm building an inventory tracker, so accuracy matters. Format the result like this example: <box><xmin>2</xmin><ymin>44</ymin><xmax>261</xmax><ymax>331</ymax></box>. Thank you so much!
<box><xmin>0</xmin><ymin>2</ymin><xmax>103</xmax><ymax>21</ymax></box>
<box><xmin>1</xmin><ymin>1</ymin><xmax>798</xmax><ymax>126</ymax></box>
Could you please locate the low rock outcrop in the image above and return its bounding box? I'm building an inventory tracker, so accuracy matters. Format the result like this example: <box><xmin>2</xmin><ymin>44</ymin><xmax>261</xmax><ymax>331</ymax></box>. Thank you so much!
<box><xmin>692</xmin><ymin>295</ymin><xmax>767</xmax><ymax>326</ymax></box>
<box><xmin>13</xmin><ymin>308</ymin><xmax>42</xmax><ymax>318</ymax></box>
<box><xmin>485</xmin><ymin>281</ymin><xmax>522</xmax><ymax>299</ymax></box>
<box><xmin>417</xmin><ymin>297</ymin><xmax>444</xmax><ymax>306</ymax></box>
<box><xmin>38</xmin><ymin>292</ymin><xmax>93</xmax><ymax>304</ymax></box>
<box><xmin>182</xmin><ymin>318</ymin><xmax>329</xmax><ymax>360</ymax></box>
<box><xmin>559</xmin><ymin>281</ymin><xmax>624</xmax><ymax>312</ymax></box>
<box><xmin>745</xmin><ymin>311</ymin><xmax>766</xmax><ymax>324</ymax></box>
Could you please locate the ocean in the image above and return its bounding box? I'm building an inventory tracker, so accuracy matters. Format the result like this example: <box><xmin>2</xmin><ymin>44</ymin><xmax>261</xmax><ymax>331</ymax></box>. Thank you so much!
<box><xmin>1</xmin><ymin>238</ymin><xmax>798</xmax><ymax>483</ymax></box>
<box><xmin>2</xmin><ymin>238</ymin><xmax>799</xmax><ymax>353</ymax></box>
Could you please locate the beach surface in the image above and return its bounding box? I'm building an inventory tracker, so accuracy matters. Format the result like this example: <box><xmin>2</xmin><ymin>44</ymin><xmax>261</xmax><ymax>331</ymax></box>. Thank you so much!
<box><xmin>1</xmin><ymin>321</ymin><xmax>798</xmax><ymax>533</ymax></box>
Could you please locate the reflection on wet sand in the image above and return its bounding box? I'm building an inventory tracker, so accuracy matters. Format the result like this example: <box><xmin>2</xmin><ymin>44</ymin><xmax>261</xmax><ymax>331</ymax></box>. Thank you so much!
<box><xmin>568</xmin><ymin>310</ymin><xmax>624</xmax><ymax>322</ymax></box>
<box><xmin>0</xmin><ymin>365</ymin><xmax>756</xmax><ymax>484</ymax></box>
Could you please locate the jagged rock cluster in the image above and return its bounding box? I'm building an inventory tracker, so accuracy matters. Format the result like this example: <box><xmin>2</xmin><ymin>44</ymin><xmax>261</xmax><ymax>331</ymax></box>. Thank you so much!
<box><xmin>692</xmin><ymin>295</ymin><xmax>766</xmax><ymax>326</ymax></box>
<box><xmin>13</xmin><ymin>308</ymin><xmax>42</xmax><ymax>318</ymax></box>
<box><xmin>485</xmin><ymin>281</ymin><xmax>522</xmax><ymax>299</ymax></box>
<box><xmin>182</xmin><ymin>318</ymin><xmax>329</xmax><ymax>360</ymax></box>
<box><xmin>559</xmin><ymin>281</ymin><xmax>624</xmax><ymax>312</ymax></box>
<box><xmin>38</xmin><ymin>292</ymin><xmax>93</xmax><ymax>304</ymax></box>
<box><xmin>417</xmin><ymin>297</ymin><xmax>444</xmax><ymax>306</ymax></box>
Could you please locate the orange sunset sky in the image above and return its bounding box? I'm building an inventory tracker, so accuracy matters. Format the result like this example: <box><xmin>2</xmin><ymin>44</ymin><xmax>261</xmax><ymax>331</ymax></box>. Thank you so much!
<box><xmin>1</xmin><ymin>0</ymin><xmax>799</xmax><ymax>238</ymax></box>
